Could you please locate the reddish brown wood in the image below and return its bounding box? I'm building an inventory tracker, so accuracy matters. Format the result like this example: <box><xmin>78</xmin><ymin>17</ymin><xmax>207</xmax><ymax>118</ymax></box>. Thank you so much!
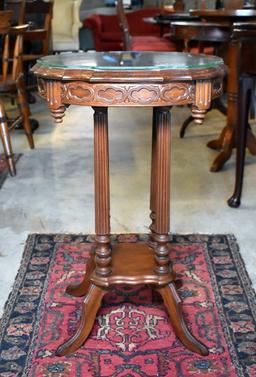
<box><xmin>66</xmin><ymin>251</ymin><xmax>95</xmax><ymax>297</ymax></box>
<box><xmin>149</xmin><ymin>107</ymin><xmax>157</xmax><ymax>234</ymax></box>
<box><xmin>93</xmin><ymin>107</ymin><xmax>112</xmax><ymax>278</ymax></box>
<box><xmin>157</xmin><ymin>283</ymin><xmax>209</xmax><ymax>356</ymax></box>
<box><xmin>33</xmin><ymin>52</ymin><xmax>224</xmax><ymax>357</ymax></box>
<box><xmin>56</xmin><ymin>284</ymin><xmax>106</xmax><ymax>356</ymax></box>
<box><xmin>150</xmin><ymin>107</ymin><xmax>172</xmax><ymax>276</ymax></box>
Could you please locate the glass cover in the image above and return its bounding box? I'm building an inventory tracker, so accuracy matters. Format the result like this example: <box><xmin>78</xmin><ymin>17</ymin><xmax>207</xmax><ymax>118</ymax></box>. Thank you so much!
<box><xmin>37</xmin><ymin>51</ymin><xmax>223</xmax><ymax>71</ymax></box>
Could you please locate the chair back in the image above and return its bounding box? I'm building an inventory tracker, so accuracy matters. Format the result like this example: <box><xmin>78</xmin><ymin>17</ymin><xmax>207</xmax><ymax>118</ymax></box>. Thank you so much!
<box><xmin>116</xmin><ymin>0</ymin><xmax>132</xmax><ymax>50</ymax></box>
<box><xmin>24</xmin><ymin>0</ymin><xmax>53</xmax><ymax>27</ymax></box>
<box><xmin>5</xmin><ymin>0</ymin><xmax>25</xmax><ymax>25</ymax></box>
<box><xmin>0</xmin><ymin>11</ymin><xmax>28</xmax><ymax>82</ymax></box>
<box><xmin>24</xmin><ymin>0</ymin><xmax>53</xmax><ymax>55</ymax></box>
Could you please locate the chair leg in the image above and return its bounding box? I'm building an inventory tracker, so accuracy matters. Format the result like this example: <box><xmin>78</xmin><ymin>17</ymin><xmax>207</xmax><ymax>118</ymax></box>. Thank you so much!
<box><xmin>0</xmin><ymin>101</ymin><xmax>16</xmax><ymax>176</ymax></box>
<box><xmin>228</xmin><ymin>75</ymin><xmax>253</xmax><ymax>208</ymax></box>
<box><xmin>16</xmin><ymin>75</ymin><xmax>34</xmax><ymax>149</ymax></box>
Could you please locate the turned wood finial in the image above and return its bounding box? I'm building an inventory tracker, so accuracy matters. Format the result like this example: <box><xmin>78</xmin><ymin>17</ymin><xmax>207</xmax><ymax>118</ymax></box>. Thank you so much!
<box><xmin>191</xmin><ymin>107</ymin><xmax>207</xmax><ymax>124</ymax></box>
<box><xmin>51</xmin><ymin>106</ymin><xmax>66</xmax><ymax>123</ymax></box>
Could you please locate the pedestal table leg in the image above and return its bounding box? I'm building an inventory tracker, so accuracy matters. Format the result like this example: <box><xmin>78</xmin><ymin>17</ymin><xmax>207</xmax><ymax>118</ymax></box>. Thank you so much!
<box><xmin>150</xmin><ymin>106</ymin><xmax>209</xmax><ymax>356</ymax></box>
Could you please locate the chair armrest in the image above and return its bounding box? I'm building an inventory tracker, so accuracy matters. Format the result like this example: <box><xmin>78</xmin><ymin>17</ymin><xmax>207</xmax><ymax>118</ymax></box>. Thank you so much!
<box><xmin>83</xmin><ymin>14</ymin><xmax>103</xmax><ymax>33</ymax></box>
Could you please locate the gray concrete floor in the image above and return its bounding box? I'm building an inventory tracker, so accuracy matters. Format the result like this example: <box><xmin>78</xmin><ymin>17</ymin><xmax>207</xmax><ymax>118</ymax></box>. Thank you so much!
<box><xmin>0</xmin><ymin>96</ymin><xmax>256</xmax><ymax>316</ymax></box>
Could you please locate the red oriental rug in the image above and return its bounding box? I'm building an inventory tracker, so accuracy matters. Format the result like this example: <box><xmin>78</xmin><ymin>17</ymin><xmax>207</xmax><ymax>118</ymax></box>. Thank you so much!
<box><xmin>0</xmin><ymin>234</ymin><xmax>255</xmax><ymax>377</ymax></box>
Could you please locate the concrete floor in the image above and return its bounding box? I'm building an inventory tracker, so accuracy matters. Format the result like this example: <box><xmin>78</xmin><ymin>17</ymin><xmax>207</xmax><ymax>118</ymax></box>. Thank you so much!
<box><xmin>0</xmin><ymin>96</ymin><xmax>256</xmax><ymax>317</ymax></box>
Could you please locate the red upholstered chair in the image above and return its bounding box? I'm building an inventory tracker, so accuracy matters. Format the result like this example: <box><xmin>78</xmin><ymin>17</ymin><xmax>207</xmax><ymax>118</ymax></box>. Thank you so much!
<box><xmin>83</xmin><ymin>14</ymin><xmax>123</xmax><ymax>51</ymax></box>
<box><xmin>116</xmin><ymin>0</ymin><xmax>177</xmax><ymax>52</ymax></box>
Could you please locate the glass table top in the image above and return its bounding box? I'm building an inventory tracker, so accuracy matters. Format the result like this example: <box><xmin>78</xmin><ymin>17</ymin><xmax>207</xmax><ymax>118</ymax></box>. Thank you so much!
<box><xmin>37</xmin><ymin>51</ymin><xmax>223</xmax><ymax>71</ymax></box>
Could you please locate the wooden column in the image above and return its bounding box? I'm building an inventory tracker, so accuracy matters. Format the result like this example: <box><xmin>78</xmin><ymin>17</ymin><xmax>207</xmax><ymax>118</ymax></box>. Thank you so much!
<box><xmin>93</xmin><ymin>107</ymin><xmax>112</xmax><ymax>277</ymax></box>
<box><xmin>151</xmin><ymin>107</ymin><xmax>171</xmax><ymax>276</ymax></box>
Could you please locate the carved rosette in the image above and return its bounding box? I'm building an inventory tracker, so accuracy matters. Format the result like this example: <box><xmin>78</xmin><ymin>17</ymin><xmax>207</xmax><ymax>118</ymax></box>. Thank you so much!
<box><xmin>192</xmin><ymin>80</ymin><xmax>212</xmax><ymax>125</ymax></box>
<box><xmin>61</xmin><ymin>82</ymin><xmax>194</xmax><ymax>107</ymax></box>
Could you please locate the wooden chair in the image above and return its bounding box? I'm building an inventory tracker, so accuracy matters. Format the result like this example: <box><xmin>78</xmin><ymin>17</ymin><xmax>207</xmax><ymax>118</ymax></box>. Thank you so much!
<box><xmin>5</xmin><ymin>0</ymin><xmax>25</xmax><ymax>25</ymax></box>
<box><xmin>0</xmin><ymin>10</ymin><xmax>34</xmax><ymax>176</ymax></box>
<box><xmin>116</xmin><ymin>0</ymin><xmax>177</xmax><ymax>51</ymax></box>
<box><xmin>227</xmin><ymin>24</ymin><xmax>256</xmax><ymax>207</ymax></box>
<box><xmin>21</xmin><ymin>0</ymin><xmax>53</xmax><ymax>102</ymax></box>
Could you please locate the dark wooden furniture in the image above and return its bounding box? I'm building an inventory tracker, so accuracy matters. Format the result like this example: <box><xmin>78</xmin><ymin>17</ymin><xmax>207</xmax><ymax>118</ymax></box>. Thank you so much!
<box><xmin>0</xmin><ymin>10</ymin><xmax>34</xmax><ymax>175</ymax></box>
<box><xmin>32</xmin><ymin>51</ymin><xmax>225</xmax><ymax>356</ymax></box>
<box><xmin>170</xmin><ymin>9</ymin><xmax>256</xmax><ymax>172</ymax></box>
<box><xmin>116</xmin><ymin>0</ymin><xmax>177</xmax><ymax>51</ymax></box>
<box><xmin>5</xmin><ymin>0</ymin><xmax>25</xmax><ymax>25</ymax></box>
<box><xmin>227</xmin><ymin>24</ymin><xmax>256</xmax><ymax>207</ymax></box>
<box><xmin>22</xmin><ymin>0</ymin><xmax>53</xmax><ymax>103</ymax></box>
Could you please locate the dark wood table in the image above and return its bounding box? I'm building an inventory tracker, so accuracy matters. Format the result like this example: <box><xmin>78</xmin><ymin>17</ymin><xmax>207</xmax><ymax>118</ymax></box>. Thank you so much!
<box><xmin>32</xmin><ymin>51</ymin><xmax>225</xmax><ymax>356</ymax></box>
<box><xmin>171</xmin><ymin>9</ymin><xmax>256</xmax><ymax>172</ymax></box>
<box><xmin>143</xmin><ymin>13</ymin><xmax>201</xmax><ymax>37</ymax></box>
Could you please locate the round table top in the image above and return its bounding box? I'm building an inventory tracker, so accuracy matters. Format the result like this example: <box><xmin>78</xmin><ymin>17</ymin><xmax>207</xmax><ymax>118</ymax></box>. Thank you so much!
<box><xmin>33</xmin><ymin>51</ymin><xmax>225</xmax><ymax>83</ymax></box>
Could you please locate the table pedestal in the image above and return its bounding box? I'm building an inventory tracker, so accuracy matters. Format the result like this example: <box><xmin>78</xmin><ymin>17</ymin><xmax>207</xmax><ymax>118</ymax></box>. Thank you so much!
<box><xmin>56</xmin><ymin>106</ymin><xmax>209</xmax><ymax>357</ymax></box>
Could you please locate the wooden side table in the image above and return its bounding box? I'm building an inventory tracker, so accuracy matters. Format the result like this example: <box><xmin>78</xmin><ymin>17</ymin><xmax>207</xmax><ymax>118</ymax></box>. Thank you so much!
<box><xmin>32</xmin><ymin>51</ymin><xmax>225</xmax><ymax>357</ymax></box>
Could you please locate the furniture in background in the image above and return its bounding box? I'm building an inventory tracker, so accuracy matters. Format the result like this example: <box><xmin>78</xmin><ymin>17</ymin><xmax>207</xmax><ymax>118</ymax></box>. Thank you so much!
<box><xmin>170</xmin><ymin>9</ymin><xmax>256</xmax><ymax>172</ymax></box>
<box><xmin>33</xmin><ymin>50</ymin><xmax>225</xmax><ymax>357</ymax></box>
<box><xmin>0</xmin><ymin>10</ymin><xmax>34</xmax><ymax>176</ymax></box>
<box><xmin>22</xmin><ymin>0</ymin><xmax>53</xmax><ymax>103</ymax></box>
<box><xmin>52</xmin><ymin>0</ymin><xmax>82</xmax><ymax>51</ymax></box>
<box><xmin>81</xmin><ymin>6</ymin><xmax>172</xmax><ymax>51</ymax></box>
<box><xmin>170</xmin><ymin>20</ymin><xmax>229</xmax><ymax>139</ymax></box>
<box><xmin>82</xmin><ymin>12</ymin><xmax>122</xmax><ymax>51</ymax></box>
<box><xmin>116</xmin><ymin>0</ymin><xmax>177</xmax><ymax>51</ymax></box>
<box><xmin>5</xmin><ymin>0</ymin><xmax>25</xmax><ymax>24</ymax></box>
<box><xmin>228</xmin><ymin>24</ymin><xmax>256</xmax><ymax>207</ymax></box>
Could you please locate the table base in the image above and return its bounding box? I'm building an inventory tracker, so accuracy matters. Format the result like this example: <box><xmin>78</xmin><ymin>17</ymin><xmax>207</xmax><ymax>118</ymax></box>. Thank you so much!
<box><xmin>56</xmin><ymin>240</ymin><xmax>209</xmax><ymax>357</ymax></box>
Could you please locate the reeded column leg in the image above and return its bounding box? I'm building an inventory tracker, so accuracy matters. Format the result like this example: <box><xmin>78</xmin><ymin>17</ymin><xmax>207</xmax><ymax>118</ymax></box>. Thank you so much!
<box><xmin>149</xmin><ymin>107</ymin><xmax>157</xmax><ymax>238</ymax></box>
<box><xmin>151</xmin><ymin>106</ymin><xmax>208</xmax><ymax>356</ymax></box>
<box><xmin>228</xmin><ymin>75</ymin><xmax>253</xmax><ymax>208</ymax></box>
<box><xmin>0</xmin><ymin>100</ymin><xmax>16</xmax><ymax>176</ymax></box>
<box><xmin>93</xmin><ymin>106</ymin><xmax>112</xmax><ymax>277</ymax></box>
<box><xmin>56</xmin><ymin>107</ymin><xmax>111</xmax><ymax>356</ymax></box>
<box><xmin>150</xmin><ymin>106</ymin><xmax>171</xmax><ymax>276</ymax></box>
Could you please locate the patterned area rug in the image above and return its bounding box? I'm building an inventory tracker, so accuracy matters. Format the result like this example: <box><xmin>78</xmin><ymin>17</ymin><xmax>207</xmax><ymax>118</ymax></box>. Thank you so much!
<box><xmin>0</xmin><ymin>234</ymin><xmax>255</xmax><ymax>377</ymax></box>
<box><xmin>0</xmin><ymin>154</ymin><xmax>21</xmax><ymax>189</ymax></box>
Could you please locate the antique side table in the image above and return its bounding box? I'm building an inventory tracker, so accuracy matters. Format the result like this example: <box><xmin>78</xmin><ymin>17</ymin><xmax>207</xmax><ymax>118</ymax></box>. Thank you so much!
<box><xmin>32</xmin><ymin>51</ymin><xmax>225</xmax><ymax>357</ymax></box>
